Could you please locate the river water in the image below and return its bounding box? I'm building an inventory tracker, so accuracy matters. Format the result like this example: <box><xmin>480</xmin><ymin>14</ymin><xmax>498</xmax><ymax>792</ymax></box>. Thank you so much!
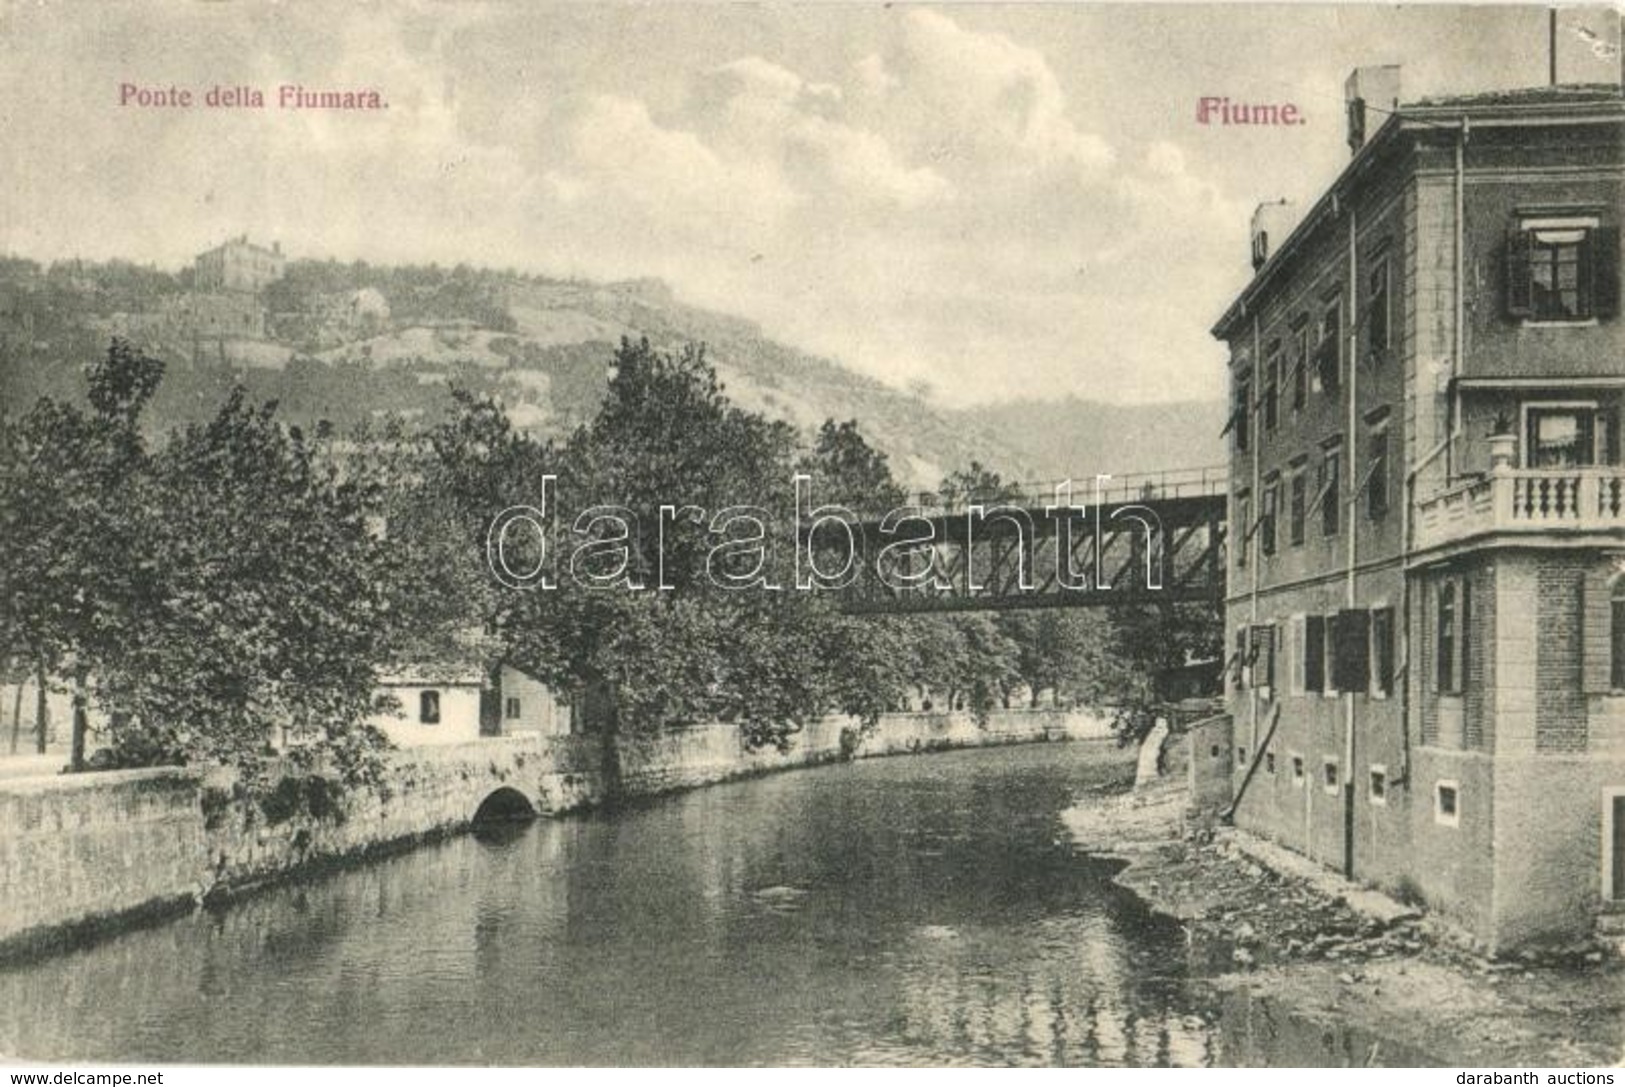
<box><xmin>0</xmin><ymin>743</ymin><xmax>1408</xmax><ymax>1066</ymax></box>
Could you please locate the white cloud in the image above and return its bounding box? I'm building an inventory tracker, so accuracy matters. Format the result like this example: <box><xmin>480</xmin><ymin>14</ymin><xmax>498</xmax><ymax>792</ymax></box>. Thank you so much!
<box><xmin>517</xmin><ymin>11</ymin><xmax>1236</xmax><ymax>406</ymax></box>
<box><xmin>855</xmin><ymin>54</ymin><xmax>900</xmax><ymax>97</ymax></box>
<box><xmin>856</xmin><ymin>10</ymin><xmax>1116</xmax><ymax>182</ymax></box>
<box><xmin>0</xmin><ymin>3</ymin><xmax>1265</xmax><ymax>409</ymax></box>
<box><xmin>683</xmin><ymin>55</ymin><xmax>949</xmax><ymax>211</ymax></box>
<box><xmin>556</xmin><ymin>93</ymin><xmax>795</xmax><ymax>224</ymax></box>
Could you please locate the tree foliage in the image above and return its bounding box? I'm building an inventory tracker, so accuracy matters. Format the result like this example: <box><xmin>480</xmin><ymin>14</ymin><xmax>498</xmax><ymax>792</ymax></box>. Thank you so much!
<box><xmin>0</xmin><ymin>341</ymin><xmax>394</xmax><ymax>784</ymax></box>
<box><xmin>0</xmin><ymin>333</ymin><xmax>1219</xmax><ymax>781</ymax></box>
<box><xmin>97</xmin><ymin>392</ymin><xmax>393</xmax><ymax>781</ymax></box>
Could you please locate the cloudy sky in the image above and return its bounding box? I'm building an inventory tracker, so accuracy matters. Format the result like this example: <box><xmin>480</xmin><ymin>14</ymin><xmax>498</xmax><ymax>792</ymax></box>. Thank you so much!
<box><xmin>1</xmin><ymin>2</ymin><xmax>1620</xmax><ymax>406</ymax></box>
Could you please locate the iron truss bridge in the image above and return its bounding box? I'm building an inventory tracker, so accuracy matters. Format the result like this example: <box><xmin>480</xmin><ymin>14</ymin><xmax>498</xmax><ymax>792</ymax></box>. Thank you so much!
<box><xmin>813</xmin><ymin>465</ymin><xmax>1229</xmax><ymax>615</ymax></box>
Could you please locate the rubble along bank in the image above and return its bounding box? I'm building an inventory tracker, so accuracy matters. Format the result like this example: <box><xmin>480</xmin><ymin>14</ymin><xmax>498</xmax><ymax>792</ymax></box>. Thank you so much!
<box><xmin>1063</xmin><ymin>774</ymin><xmax>1625</xmax><ymax>1067</ymax></box>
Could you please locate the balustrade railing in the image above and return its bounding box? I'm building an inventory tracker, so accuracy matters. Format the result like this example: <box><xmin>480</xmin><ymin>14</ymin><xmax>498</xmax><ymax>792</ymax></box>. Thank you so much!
<box><xmin>1415</xmin><ymin>466</ymin><xmax>1625</xmax><ymax>549</ymax></box>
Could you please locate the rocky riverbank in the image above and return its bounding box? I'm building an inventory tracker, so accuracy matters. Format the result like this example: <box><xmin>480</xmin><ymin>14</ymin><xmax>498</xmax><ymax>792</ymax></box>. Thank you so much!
<box><xmin>1063</xmin><ymin>773</ymin><xmax>1625</xmax><ymax>1067</ymax></box>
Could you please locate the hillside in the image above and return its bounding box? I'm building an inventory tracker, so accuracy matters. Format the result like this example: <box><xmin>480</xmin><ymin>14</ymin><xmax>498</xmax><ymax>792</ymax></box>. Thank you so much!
<box><xmin>0</xmin><ymin>256</ymin><xmax>1222</xmax><ymax>492</ymax></box>
<box><xmin>952</xmin><ymin>396</ymin><xmax>1227</xmax><ymax>480</ymax></box>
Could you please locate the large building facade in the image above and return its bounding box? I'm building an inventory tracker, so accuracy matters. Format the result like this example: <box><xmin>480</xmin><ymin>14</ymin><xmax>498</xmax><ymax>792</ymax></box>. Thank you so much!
<box><xmin>193</xmin><ymin>234</ymin><xmax>285</xmax><ymax>294</ymax></box>
<box><xmin>1211</xmin><ymin>72</ymin><xmax>1625</xmax><ymax>951</ymax></box>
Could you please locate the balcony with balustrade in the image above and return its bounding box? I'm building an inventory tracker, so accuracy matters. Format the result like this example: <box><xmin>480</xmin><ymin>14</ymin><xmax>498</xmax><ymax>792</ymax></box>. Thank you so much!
<box><xmin>1414</xmin><ymin>463</ymin><xmax>1625</xmax><ymax>553</ymax></box>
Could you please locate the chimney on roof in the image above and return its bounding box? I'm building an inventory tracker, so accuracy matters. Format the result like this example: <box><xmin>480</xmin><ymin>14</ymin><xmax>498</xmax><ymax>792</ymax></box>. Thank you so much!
<box><xmin>1250</xmin><ymin>200</ymin><xmax>1296</xmax><ymax>271</ymax></box>
<box><xmin>1345</xmin><ymin>65</ymin><xmax>1402</xmax><ymax>155</ymax></box>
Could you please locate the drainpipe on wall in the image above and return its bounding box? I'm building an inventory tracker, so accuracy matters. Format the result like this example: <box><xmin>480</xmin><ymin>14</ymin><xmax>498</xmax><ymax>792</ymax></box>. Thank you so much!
<box><xmin>1449</xmin><ymin>118</ymin><xmax>1468</xmax><ymax>480</ymax></box>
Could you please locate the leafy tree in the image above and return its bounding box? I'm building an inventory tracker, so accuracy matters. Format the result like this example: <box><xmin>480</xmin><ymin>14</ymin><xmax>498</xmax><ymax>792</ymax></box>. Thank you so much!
<box><xmin>898</xmin><ymin>616</ymin><xmax>966</xmax><ymax>711</ymax></box>
<box><xmin>0</xmin><ymin>339</ymin><xmax>161</xmax><ymax>765</ymax></box>
<box><xmin>891</xmin><ymin>613</ymin><xmax>1020</xmax><ymax>722</ymax></box>
<box><xmin>1070</xmin><ymin>601</ymin><xmax>1222</xmax><ymax>746</ymax></box>
<box><xmin>90</xmin><ymin>390</ymin><xmax>393</xmax><ymax>784</ymax></box>
<box><xmin>804</xmin><ymin>419</ymin><xmax>906</xmax><ymax>513</ymax></box>
<box><xmin>937</xmin><ymin>460</ymin><xmax>1023</xmax><ymax>509</ymax></box>
<box><xmin>997</xmin><ymin>611</ymin><xmax>1106</xmax><ymax>708</ymax></box>
<box><xmin>950</xmin><ymin>614</ymin><xmax>1021</xmax><ymax>720</ymax></box>
<box><xmin>1</xmin><ymin>342</ymin><xmax>397</xmax><ymax>783</ymax></box>
<box><xmin>816</xmin><ymin>613</ymin><xmax>913</xmax><ymax>729</ymax></box>
<box><xmin>444</xmin><ymin>337</ymin><xmax>915</xmax><ymax>751</ymax></box>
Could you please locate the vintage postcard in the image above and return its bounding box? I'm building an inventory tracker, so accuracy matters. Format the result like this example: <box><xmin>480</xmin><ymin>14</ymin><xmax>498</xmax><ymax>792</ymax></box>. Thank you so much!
<box><xmin>2</xmin><ymin>0</ymin><xmax>1624</xmax><ymax>1071</ymax></box>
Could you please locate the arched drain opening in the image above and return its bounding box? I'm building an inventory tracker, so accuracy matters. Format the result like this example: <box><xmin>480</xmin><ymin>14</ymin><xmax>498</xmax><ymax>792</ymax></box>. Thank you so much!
<box><xmin>472</xmin><ymin>786</ymin><xmax>538</xmax><ymax>826</ymax></box>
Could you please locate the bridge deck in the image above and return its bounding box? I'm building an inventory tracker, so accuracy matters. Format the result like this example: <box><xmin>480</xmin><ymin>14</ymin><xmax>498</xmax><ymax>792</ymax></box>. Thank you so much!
<box><xmin>817</xmin><ymin>466</ymin><xmax>1229</xmax><ymax>614</ymax></box>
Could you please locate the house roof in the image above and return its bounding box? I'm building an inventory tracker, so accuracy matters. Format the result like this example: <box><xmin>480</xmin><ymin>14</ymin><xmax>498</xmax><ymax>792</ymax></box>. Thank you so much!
<box><xmin>1411</xmin><ymin>83</ymin><xmax>1623</xmax><ymax>109</ymax></box>
<box><xmin>377</xmin><ymin>665</ymin><xmax>486</xmax><ymax>687</ymax></box>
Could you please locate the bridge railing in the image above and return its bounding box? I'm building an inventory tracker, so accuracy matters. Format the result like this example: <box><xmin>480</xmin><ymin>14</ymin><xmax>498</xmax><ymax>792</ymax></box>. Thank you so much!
<box><xmin>889</xmin><ymin>463</ymin><xmax>1229</xmax><ymax>518</ymax></box>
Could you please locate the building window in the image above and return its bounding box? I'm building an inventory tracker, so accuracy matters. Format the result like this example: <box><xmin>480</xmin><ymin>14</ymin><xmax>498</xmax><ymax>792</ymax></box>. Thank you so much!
<box><xmin>1318</xmin><ymin>441</ymin><xmax>1341</xmax><ymax>538</ymax></box>
<box><xmin>1250</xmin><ymin>624</ymin><xmax>1276</xmax><ymax>696</ymax></box>
<box><xmin>1289</xmin><ymin>468</ymin><xmax>1307</xmax><ymax>547</ymax></box>
<box><xmin>1261</xmin><ymin>476</ymin><xmax>1279</xmax><ymax>557</ymax></box>
<box><xmin>1265</xmin><ymin>752</ymin><xmax>1277</xmax><ymax>774</ymax></box>
<box><xmin>1613</xmin><ymin>577</ymin><xmax>1625</xmax><ymax>692</ymax></box>
<box><xmin>1435</xmin><ymin>781</ymin><xmax>1460</xmax><ymax>827</ymax></box>
<box><xmin>1237</xmin><ymin>747</ymin><xmax>1248</xmax><ymax>768</ymax></box>
<box><xmin>1323</xmin><ymin>759</ymin><xmax>1340</xmax><ymax>795</ymax></box>
<box><xmin>1530</xmin><ymin>229</ymin><xmax>1585</xmax><ymax>319</ymax></box>
<box><xmin>1291</xmin><ymin>754</ymin><xmax>1305</xmax><ymax>786</ymax></box>
<box><xmin>1210</xmin><ymin>744</ymin><xmax>1221</xmax><ymax>759</ymax></box>
<box><xmin>1369</xmin><ymin>766</ymin><xmax>1388</xmax><ymax>805</ymax></box>
<box><xmin>1264</xmin><ymin>341</ymin><xmax>1281</xmax><ymax>433</ymax></box>
<box><xmin>1461</xmin><ymin>578</ymin><xmax>1473</xmax><ymax>694</ymax></box>
<box><xmin>1365</xmin><ymin>428</ymin><xmax>1389</xmax><ymax>520</ymax></box>
<box><xmin>1524</xmin><ymin>405</ymin><xmax>1600</xmax><ymax>469</ymax></box>
<box><xmin>1292</xmin><ymin>324</ymin><xmax>1309</xmax><ymax>410</ymax></box>
<box><xmin>1368</xmin><ymin>261</ymin><xmax>1390</xmax><ymax>355</ymax></box>
<box><xmin>1371</xmin><ymin>606</ymin><xmax>1395</xmax><ymax>697</ymax></box>
<box><xmin>1505</xmin><ymin>218</ymin><xmax>1618</xmax><ymax>323</ymax></box>
<box><xmin>1437</xmin><ymin>582</ymin><xmax>1458</xmax><ymax>694</ymax></box>
<box><xmin>505</xmin><ymin>696</ymin><xmax>522</xmax><ymax>720</ymax></box>
<box><xmin>419</xmin><ymin>690</ymin><xmax>441</xmax><ymax>725</ymax></box>
<box><xmin>1315</xmin><ymin>300</ymin><xmax>1341</xmax><ymax>395</ymax></box>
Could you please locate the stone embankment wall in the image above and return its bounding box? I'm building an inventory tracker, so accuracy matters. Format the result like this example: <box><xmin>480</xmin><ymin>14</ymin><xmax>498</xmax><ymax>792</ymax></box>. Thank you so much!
<box><xmin>611</xmin><ymin>709</ymin><xmax>1114</xmax><ymax>795</ymax></box>
<box><xmin>0</xmin><ymin>770</ymin><xmax>207</xmax><ymax>948</ymax></box>
<box><xmin>0</xmin><ymin>709</ymin><xmax>1127</xmax><ymax>955</ymax></box>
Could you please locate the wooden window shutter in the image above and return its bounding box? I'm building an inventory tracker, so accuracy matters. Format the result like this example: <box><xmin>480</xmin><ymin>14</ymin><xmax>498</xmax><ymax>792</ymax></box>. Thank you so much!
<box><xmin>1582</xmin><ymin>569</ymin><xmax>1614</xmax><ymax>695</ymax></box>
<box><xmin>1305</xmin><ymin>614</ymin><xmax>1326</xmax><ymax>692</ymax></box>
<box><xmin>1591</xmin><ymin>225</ymin><xmax>1620</xmax><ymax>320</ymax></box>
<box><xmin>1504</xmin><ymin>225</ymin><xmax>1533</xmax><ymax>319</ymax></box>
<box><xmin>1331</xmin><ymin>608</ymin><xmax>1372</xmax><ymax>693</ymax></box>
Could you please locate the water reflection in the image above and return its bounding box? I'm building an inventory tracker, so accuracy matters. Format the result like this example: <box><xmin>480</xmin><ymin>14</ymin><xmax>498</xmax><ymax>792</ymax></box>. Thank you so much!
<box><xmin>0</xmin><ymin>744</ymin><xmax>1387</xmax><ymax>1066</ymax></box>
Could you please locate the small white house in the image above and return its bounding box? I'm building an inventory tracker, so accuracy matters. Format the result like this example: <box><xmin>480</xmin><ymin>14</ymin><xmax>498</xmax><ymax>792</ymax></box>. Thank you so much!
<box><xmin>495</xmin><ymin>664</ymin><xmax>575</xmax><ymax>738</ymax></box>
<box><xmin>370</xmin><ymin>668</ymin><xmax>484</xmax><ymax>747</ymax></box>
